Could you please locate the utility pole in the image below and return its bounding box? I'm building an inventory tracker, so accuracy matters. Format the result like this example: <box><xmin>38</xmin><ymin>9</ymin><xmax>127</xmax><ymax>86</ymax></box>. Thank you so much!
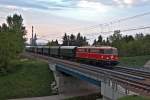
<box><xmin>32</xmin><ymin>26</ymin><xmax>34</xmax><ymax>40</ymax></box>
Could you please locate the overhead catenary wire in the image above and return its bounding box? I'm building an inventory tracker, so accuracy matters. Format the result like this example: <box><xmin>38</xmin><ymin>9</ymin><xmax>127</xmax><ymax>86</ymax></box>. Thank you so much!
<box><xmin>33</xmin><ymin>11</ymin><xmax>150</xmax><ymax>42</ymax></box>
<box><xmin>0</xmin><ymin>17</ymin><xmax>5</xmax><ymax>19</ymax></box>
<box><xmin>66</xmin><ymin>11</ymin><xmax>150</xmax><ymax>32</ymax></box>
<box><xmin>99</xmin><ymin>25</ymin><xmax>150</xmax><ymax>34</ymax></box>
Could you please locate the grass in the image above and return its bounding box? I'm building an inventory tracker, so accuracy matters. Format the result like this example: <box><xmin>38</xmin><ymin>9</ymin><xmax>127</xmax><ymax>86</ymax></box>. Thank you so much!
<box><xmin>119</xmin><ymin>55</ymin><xmax>150</xmax><ymax>67</ymax></box>
<box><xmin>0</xmin><ymin>58</ymin><xmax>54</xmax><ymax>100</ymax></box>
<box><xmin>118</xmin><ymin>95</ymin><xmax>150</xmax><ymax>100</ymax></box>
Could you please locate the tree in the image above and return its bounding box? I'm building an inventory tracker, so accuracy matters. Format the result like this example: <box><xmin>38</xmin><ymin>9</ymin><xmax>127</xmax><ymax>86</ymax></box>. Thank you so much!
<box><xmin>55</xmin><ymin>39</ymin><xmax>59</xmax><ymax>45</ymax></box>
<box><xmin>62</xmin><ymin>33</ymin><xmax>69</xmax><ymax>46</ymax></box>
<box><xmin>76</xmin><ymin>33</ymin><xmax>85</xmax><ymax>46</ymax></box>
<box><xmin>47</xmin><ymin>39</ymin><xmax>59</xmax><ymax>46</ymax></box>
<box><xmin>1</xmin><ymin>23</ymin><xmax>8</xmax><ymax>32</ymax></box>
<box><xmin>135</xmin><ymin>33</ymin><xmax>144</xmax><ymax>40</ymax></box>
<box><xmin>122</xmin><ymin>35</ymin><xmax>134</xmax><ymax>43</ymax></box>
<box><xmin>62</xmin><ymin>33</ymin><xmax>88</xmax><ymax>46</ymax></box>
<box><xmin>6</xmin><ymin>14</ymin><xmax>26</xmax><ymax>53</ymax></box>
<box><xmin>92</xmin><ymin>35</ymin><xmax>104</xmax><ymax>46</ymax></box>
<box><xmin>83</xmin><ymin>36</ymin><xmax>88</xmax><ymax>46</ymax></box>
<box><xmin>70</xmin><ymin>34</ymin><xmax>76</xmax><ymax>46</ymax></box>
<box><xmin>109</xmin><ymin>30</ymin><xmax>122</xmax><ymax>43</ymax></box>
<box><xmin>93</xmin><ymin>39</ymin><xmax>97</xmax><ymax>46</ymax></box>
<box><xmin>97</xmin><ymin>35</ymin><xmax>103</xmax><ymax>44</ymax></box>
<box><xmin>0</xmin><ymin>14</ymin><xmax>26</xmax><ymax>73</ymax></box>
<box><xmin>106</xmin><ymin>38</ymin><xmax>110</xmax><ymax>45</ymax></box>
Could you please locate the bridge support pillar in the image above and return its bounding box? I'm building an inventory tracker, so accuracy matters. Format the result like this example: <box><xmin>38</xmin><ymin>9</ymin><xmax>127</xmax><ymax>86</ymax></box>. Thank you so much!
<box><xmin>101</xmin><ymin>79</ymin><xmax>137</xmax><ymax>100</ymax></box>
<box><xmin>49</xmin><ymin>64</ymin><xmax>100</xmax><ymax>95</ymax></box>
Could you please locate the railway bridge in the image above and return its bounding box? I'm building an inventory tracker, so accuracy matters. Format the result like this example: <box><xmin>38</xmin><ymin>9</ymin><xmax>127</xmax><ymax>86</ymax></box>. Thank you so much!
<box><xmin>23</xmin><ymin>52</ymin><xmax>150</xmax><ymax>100</ymax></box>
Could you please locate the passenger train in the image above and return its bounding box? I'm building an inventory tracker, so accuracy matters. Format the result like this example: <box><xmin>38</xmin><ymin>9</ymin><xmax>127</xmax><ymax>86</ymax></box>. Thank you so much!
<box><xmin>26</xmin><ymin>46</ymin><xmax>119</xmax><ymax>66</ymax></box>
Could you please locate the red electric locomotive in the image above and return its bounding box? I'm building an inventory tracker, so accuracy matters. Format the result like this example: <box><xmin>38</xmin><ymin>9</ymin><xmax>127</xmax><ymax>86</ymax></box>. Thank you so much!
<box><xmin>76</xmin><ymin>46</ymin><xmax>119</xmax><ymax>65</ymax></box>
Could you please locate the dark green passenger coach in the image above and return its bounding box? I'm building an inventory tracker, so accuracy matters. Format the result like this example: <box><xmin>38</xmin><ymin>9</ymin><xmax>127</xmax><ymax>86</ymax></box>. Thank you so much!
<box><xmin>60</xmin><ymin>46</ymin><xmax>77</xmax><ymax>58</ymax></box>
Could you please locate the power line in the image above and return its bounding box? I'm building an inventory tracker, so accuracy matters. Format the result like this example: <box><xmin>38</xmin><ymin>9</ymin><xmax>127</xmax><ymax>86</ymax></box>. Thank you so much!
<box><xmin>0</xmin><ymin>16</ymin><xmax>5</xmax><ymax>19</ymax></box>
<box><xmin>99</xmin><ymin>25</ymin><xmax>150</xmax><ymax>34</ymax></box>
<box><xmin>36</xmin><ymin>11</ymin><xmax>150</xmax><ymax>41</ymax></box>
<box><xmin>66</xmin><ymin>11</ymin><xmax>150</xmax><ymax>32</ymax></box>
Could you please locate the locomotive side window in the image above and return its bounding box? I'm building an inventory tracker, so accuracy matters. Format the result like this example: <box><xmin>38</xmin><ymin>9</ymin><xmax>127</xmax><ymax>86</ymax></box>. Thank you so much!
<box><xmin>90</xmin><ymin>49</ymin><xmax>99</xmax><ymax>53</ymax></box>
<box><xmin>78</xmin><ymin>48</ymin><xmax>86</xmax><ymax>52</ymax></box>
<box><xmin>99</xmin><ymin>49</ymin><xmax>104</xmax><ymax>54</ymax></box>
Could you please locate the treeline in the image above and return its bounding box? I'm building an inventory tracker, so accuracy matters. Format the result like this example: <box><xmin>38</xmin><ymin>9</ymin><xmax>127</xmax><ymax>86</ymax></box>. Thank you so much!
<box><xmin>47</xmin><ymin>33</ymin><xmax>88</xmax><ymax>46</ymax></box>
<box><xmin>62</xmin><ymin>33</ymin><xmax>88</xmax><ymax>46</ymax></box>
<box><xmin>48</xmin><ymin>30</ymin><xmax>150</xmax><ymax>57</ymax></box>
<box><xmin>93</xmin><ymin>30</ymin><xmax>150</xmax><ymax>57</ymax></box>
<box><xmin>0</xmin><ymin>14</ymin><xmax>26</xmax><ymax>73</ymax></box>
<box><xmin>47</xmin><ymin>39</ymin><xmax>59</xmax><ymax>46</ymax></box>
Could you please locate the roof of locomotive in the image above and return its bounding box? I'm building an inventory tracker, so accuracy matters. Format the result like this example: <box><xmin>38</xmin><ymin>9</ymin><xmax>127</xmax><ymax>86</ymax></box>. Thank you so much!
<box><xmin>49</xmin><ymin>46</ymin><xmax>60</xmax><ymax>48</ymax></box>
<box><xmin>77</xmin><ymin>46</ymin><xmax>117</xmax><ymax>49</ymax></box>
<box><xmin>60</xmin><ymin>46</ymin><xmax>77</xmax><ymax>49</ymax></box>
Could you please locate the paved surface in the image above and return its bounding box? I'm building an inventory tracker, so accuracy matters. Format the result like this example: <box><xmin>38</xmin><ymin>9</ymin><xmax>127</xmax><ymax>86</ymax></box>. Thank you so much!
<box><xmin>10</xmin><ymin>89</ymin><xmax>100</xmax><ymax>100</ymax></box>
<box><xmin>10</xmin><ymin>95</ymin><xmax>69</xmax><ymax>100</ymax></box>
<box><xmin>144</xmin><ymin>60</ymin><xmax>150</xmax><ymax>68</ymax></box>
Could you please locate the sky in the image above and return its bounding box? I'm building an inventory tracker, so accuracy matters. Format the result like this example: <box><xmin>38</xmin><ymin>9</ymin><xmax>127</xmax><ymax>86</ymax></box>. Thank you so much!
<box><xmin>0</xmin><ymin>0</ymin><xmax>150</xmax><ymax>44</ymax></box>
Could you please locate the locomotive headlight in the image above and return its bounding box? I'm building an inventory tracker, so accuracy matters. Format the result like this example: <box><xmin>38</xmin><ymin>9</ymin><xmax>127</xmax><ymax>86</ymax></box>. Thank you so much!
<box><xmin>111</xmin><ymin>56</ymin><xmax>114</xmax><ymax>59</ymax></box>
<box><xmin>106</xmin><ymin>57</ymin><xmax>109</xmax><ymax>59</ymax></box>
<box><xmin>101</xmin><ymin>56</ymin><xmax>103</xmax><ymax>58</ymax></box>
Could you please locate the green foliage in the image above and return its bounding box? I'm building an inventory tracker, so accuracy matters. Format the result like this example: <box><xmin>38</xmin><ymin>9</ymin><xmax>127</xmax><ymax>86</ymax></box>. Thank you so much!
<box><xmin>93</xmin><ymin>30</ymin><xmax>150</xmax><ymax>57</ymax></box>
<box><xmin>0</xmin><ymin>14</ymin><xmax>26</xmax><ymax>72</ymax></box>
<box><xmin>119</xmin><ymin>55</ymin><xmax>150</xmax><ymax>67</ymax></box>
<box><xmin>114</xmin><ymin>34</ymin><xmax>150</xmax><ymax>56</ymax></box>
<box><xmin>0</xmin><ymin>31</ymin><xmax>16</xmax><ymax>72</ymax></box>
<box><xmin>62</xmin><ymin>33</ymin><xmax>88</xmax><ymax>46</ymax></box>
<box><xmin>47</xmin><ymin>39</ymin><xmax>59</xmax><ymax>46</ymax></box>
<box><xmin>0</xmin><ymin>59</ymin><xmax>54</xmax><ymax>99</ymax></box>
<box><xmin>118</xmin><ymin>95</ymin><xmax>150</xmax><ymax>100</ymax></box>
<box><xmin>92</xmin><ymin>35</ymin><xmax>110</xmax><ymax>46</ymax></box>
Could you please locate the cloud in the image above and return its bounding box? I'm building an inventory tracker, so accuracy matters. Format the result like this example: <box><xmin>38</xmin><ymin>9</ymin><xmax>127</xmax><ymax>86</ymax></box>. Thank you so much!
<box><xmin>0</xmin><ymin>0</ymin><xmax>150</xmax><ymax>21</ymax></box>
<box><xmin>0</xmin><ymin>0</ymin><xmax>149</xmax><ymax>12</ymax></box>
<box><xmin>0</xmin><ymin>0</ymin><xmax>50</xmax><ymax>11</ymax></box>
<box><xmin>113</xmin><ymin>0</ymin><xmax>150</xmax><ymax>7</ymax></box>
<box><xmin>4</xmin><ymin>5</ymin><xmax>30</xmax><ymax>11</ymax></box>
<box><xmin>77</xmin><ymin>0</ymin><xmax>110</xmax><ymax>13</ymax></box>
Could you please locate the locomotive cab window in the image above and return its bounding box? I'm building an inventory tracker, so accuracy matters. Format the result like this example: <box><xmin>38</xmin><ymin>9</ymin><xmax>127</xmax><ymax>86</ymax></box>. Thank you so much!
<box><xmin>104</xmin><ymin>49</ymin><xmax>113</xmax><ymax>54</ymax></box>
<box><xmin>113</xmin><ymin>49</ymin><xmax>118</xmax><ymax>55</ymax></box>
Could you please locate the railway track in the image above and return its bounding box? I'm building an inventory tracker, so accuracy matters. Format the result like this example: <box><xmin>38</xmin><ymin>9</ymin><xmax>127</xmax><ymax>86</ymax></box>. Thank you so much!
<box><xmin>57</xmin><ymin>62</ymin><xmax>150</xmax><ymax>95</ymax></box>
<box><xmin>22</xmin><ymin>52</ymin><xmax>150</xmax><ymax>96</ymax></box>
<box><xmin>114</xmin><ymin>66</ymin><xmax>150</xmax><ymax>78</ymax></box>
